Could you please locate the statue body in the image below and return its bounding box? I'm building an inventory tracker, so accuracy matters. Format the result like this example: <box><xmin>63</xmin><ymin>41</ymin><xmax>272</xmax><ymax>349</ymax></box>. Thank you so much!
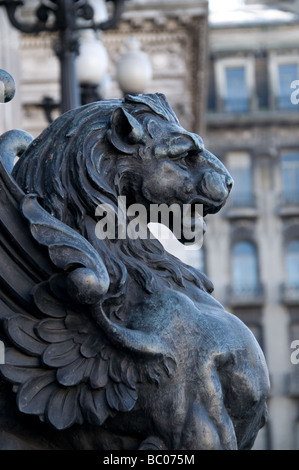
<box><xmin>0</xmin><ymin>93</ymin><xmax>269</xmax><ymax>450</ymax></box>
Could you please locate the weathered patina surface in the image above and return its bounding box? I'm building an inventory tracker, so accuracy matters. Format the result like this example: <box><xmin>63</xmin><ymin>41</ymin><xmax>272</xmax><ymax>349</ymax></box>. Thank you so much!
<box><xmin>0</xmin><ymin>86</ymin><xmax>269</xmax><ymax>449</ymax></box>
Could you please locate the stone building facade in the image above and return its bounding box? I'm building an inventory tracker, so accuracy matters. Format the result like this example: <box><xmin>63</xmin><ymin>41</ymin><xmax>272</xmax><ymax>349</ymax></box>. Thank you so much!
<box><xmin>205</xmin><ymin>3</ymin><xmax>299</xmax><ymax>449</ymax></box>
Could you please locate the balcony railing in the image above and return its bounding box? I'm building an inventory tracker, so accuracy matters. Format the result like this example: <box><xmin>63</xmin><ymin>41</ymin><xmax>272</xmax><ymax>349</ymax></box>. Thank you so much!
<box><xmin>226</xmin><ymin>283</ymin><xmax>265</xmax><ymax>307</ymax></box>
<box><xmin>230</xmin><ymin>192</ymin><xmax>256</xmax><ymax>207</ymax></box>
<box><xmin>281</xmin><ymin>192</ymin><xmax>299</xmax><ymax>205</ymax></box>
<box><xmin>225</xmin><ymin>192</ymin><xmax>258</xmax><ymax>219</ymax></box>
<box><xmin>278</xmin><ymin>192</ymin><xmax>299</xmax><ymax>217</ymax></box>
<box><xmin>223</xmin><ymin>98</ymin><xmax>250</xmax><ymax>113</ymax></box>
<box><xmin>277</xmin><ymin>95</ymin><xmax>297</xmax><ymax>111</ymax></box>
<box><xmin>281</xmin><ymin>283</ymin><xmax>299</xmax><ymax>305</ymax></box>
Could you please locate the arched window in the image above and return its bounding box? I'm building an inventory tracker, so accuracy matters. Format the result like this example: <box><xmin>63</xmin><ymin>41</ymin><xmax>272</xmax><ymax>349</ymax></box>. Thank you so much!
<box><xmin>286</xmin><ymin>240</ymin><xmax>299</xmax><ymax>288</ymax></box>
<box><xmin>232</xmin><ymin>241</ymin><xmax>259</xmax><ymax>294</ymax></box>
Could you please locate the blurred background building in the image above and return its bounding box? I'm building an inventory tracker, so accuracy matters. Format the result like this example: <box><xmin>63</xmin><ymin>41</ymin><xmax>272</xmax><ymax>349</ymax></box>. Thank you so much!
<box><xmin>1</xmin><ymin>0</ymin><xmax>299</xmax><ymax>450</ymax></box>
<box><xmin>205</xmin><ymin>0</ymin><xmax>299</xmax><ymax>450</ymax></box>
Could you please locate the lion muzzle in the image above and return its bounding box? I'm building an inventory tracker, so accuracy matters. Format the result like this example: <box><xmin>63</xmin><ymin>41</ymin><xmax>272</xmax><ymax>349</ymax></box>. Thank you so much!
<box><xmin>201</xmin><ymin>171</ymin><xmax>233</xmax><ymax>204</ymax></box>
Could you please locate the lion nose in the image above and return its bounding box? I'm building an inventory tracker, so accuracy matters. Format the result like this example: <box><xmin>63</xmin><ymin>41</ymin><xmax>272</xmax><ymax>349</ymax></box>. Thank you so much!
<box><xmin>202</xmin><ymin>172</ymin><xmax>233</xmax><ymax>202</ymax></box>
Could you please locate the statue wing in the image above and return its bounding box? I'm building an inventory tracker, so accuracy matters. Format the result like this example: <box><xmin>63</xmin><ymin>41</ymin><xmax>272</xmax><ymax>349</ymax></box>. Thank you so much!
<box><xmin>0</xmin><ymin>156</ymin><xmax>146</xmax><ymax>430</ymax></box>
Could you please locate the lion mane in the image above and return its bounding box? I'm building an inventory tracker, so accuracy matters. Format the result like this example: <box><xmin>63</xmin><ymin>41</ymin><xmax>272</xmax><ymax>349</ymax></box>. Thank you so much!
<box><xmin>12</xmin><ymin>93</ymin><xmax>213</xmax><ymax>327</ymax></box>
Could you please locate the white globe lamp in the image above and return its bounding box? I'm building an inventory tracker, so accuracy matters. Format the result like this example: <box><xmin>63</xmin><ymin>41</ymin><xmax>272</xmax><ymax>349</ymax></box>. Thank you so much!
<box><xmin>116</xmin><ymin>37</ymin><xmax>153</xmax><ymax>95</ymax></box>
<box><xmin>76</xmin><ymin>30</ymin><xmax>109</xmax><ymax>87</ymax></box>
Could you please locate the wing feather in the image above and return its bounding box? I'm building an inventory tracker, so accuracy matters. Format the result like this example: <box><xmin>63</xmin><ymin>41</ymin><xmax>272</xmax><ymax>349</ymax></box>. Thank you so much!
<box><xmin>36</xmin><ymin>318</ymin><xmax>73</xmax><ymax>343</ymax></box>
<box><xmin>16</xmin><ymin>371</ymin><xmax>58</xmax><ymax>416</ymax></box>
<box><xmin>0</xmin><ymin>159</ymin><xmax>142</xmax><ymax>429</ymax></box>
<box><xmin>47</xmin><ymin>387</ymin><xmax>83</xmax><ymax>429</ymax></box>
<box><xmin>4</xmin><ymin>314</ymin><xmax>46</xmax><ymax>356</ymax></box>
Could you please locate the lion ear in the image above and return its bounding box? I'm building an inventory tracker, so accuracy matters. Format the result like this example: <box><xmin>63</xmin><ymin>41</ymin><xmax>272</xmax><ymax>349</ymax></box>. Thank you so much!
<box><xmin>107</xmin><ymin>107</ymin><xmax>145</xmax><ymax>154</ymax></box>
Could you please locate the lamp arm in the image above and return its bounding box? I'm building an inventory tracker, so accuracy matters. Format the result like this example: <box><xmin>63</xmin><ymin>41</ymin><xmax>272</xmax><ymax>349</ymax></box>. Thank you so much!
<box><xmin>91</xmin><ymin>0</ymin><xmax>126</xmax><ymax>31</ymax></box>
<box><xmin>0</xmin><ymin>0</ymin><xmax>127</xmax><ymax>34</ymax></box>
<box><xmin>0</xmin><ymin>0</ymin><xmax>57</xmax><ymax>34</ymax></box>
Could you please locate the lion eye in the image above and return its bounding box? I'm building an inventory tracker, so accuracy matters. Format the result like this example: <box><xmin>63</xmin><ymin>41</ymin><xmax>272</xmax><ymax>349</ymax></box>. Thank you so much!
<box><xmin>180</xmin><ymin>151</ymin><xmax>189</xmax><ymax>159</ymax></box>
<box><xmin>171</xmin><ymin>152</ymin><xmax>188</xmax><ymax>170</ymax></box>
<box><xmin>169</xmin><ymin>146</ymin><xmax>197</xmax><ymax>169</ymax></box>
<box><xmin>171</xmin><ymin>151</ymin><xmax>188</xmax><ymax>160</ymax></box>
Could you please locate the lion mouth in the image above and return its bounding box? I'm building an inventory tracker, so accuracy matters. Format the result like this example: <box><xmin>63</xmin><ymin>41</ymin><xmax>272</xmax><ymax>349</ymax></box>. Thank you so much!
<box><xmin>188</xmin><ymin>195</ymin><xmax>227</xmax><ymax>217</ymax></box>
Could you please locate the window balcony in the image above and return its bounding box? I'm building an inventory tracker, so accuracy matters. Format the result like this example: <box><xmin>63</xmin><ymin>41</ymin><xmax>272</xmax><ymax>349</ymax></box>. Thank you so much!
<box><xmin>225</xmin><ymin>192</ymin><xmax>258</xmax><ymax>219</ymax></box>
<box><xmin>278</xmin><ymin>192</ymin><xmax>299</xmax><ymax>217</ymax></box>
<box><xmin>283</xmin><ymin>193</ymin><xmax>299</xmax><ymax>205</ymax></box>
<box><xmin>281</xmin><ymin>283</ymin><xmax>299</xmax><ymax>305</ymax></box>
<box><xmin>230</xmin><ymin>192</ymin><xmax>256</xmax><ymax>207</ymax></box>
<box><xmin>223</xmin><ymin>98</ymin><xmax>249</xmax><ymax>113</ymax></box>
<box><xmin>226</xmin><ymin>283</ymin><xmax>265</xmax><ymax>308</ymax></box>
<box><xmin>277</xmin><ymin>95</ymin><xmax>297</xmax><ymax>111</ymax></box>
<box><xmin>207</xmin><ymin>109</ymin><xmax>299</xmax><ymax>129</ymax></box>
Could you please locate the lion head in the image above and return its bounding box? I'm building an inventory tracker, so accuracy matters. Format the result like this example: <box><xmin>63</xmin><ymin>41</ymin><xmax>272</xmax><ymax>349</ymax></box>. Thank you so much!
<box><xmin>13</xmin><ymin>93</ymin><xmax>232</xmax><ymax>319</ymax></box>
<box><xmin>13</xmin><ymin>93</ymin><xmax>232</xmax><ymax>226</ymax></box>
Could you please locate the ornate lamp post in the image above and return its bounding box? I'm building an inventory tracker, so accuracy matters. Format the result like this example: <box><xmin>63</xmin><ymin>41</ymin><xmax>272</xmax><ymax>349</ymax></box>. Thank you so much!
<box><xmin>0</xmin><ymin>0</ymin><xmax>127</xmax><ymax>113</ymax></box>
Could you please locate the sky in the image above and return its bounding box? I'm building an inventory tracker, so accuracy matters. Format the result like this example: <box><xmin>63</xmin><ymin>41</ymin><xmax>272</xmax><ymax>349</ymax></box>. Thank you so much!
<box><xmin>209</xmin><ymin>0</ymin><xmax>244</xmax><ymax>10</ymax></box>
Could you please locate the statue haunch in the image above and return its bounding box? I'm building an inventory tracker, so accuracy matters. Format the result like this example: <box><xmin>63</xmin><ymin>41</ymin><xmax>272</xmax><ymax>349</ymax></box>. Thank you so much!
<box><xmin>0</xmin><ymin>93</ymin><xmax>269</xmax><ymax>450</ymax></box>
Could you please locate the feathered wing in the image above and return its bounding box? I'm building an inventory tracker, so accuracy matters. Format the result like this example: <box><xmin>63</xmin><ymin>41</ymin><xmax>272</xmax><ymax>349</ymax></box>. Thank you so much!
<box><xmin>0</xmin><ymin>160</ymin><xmax>147</xmax><ymax>430</ymax></box>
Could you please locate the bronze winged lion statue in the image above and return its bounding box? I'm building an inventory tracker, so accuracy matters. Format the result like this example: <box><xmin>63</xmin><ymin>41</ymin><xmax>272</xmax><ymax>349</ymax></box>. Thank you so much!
<box><xmin>0</xmin><ymin>75</ymin><xmax>269</xmax><ymax>450</ymax></box>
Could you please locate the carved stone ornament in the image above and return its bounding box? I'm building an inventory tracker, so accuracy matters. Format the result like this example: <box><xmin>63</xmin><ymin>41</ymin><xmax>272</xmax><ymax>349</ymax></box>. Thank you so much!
<box><xmin>0</xmin><ymin>70</ymin><xmax>269</xmax><ymax>450</ymax></box>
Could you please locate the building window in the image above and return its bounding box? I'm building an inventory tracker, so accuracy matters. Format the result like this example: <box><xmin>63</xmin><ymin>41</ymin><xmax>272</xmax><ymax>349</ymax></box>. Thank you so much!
<box><xmin>232</xmin><ymin>241</ymin><xmax>259</xmax><ymax>295</ymax></box>
<box><xmin>270</xmin><ymin>56</ymin><xmax>299</xmax><ymax>111</ymax></box>
<box><xmin>278</xmin><ymin>63</ymin><xmax>298</xmax><ymax>110</ymax></box>
<box><xmin>224</xmin><ymin>66</ymin><xmax>249</xmax><ymax>112</ymax></box>
<box><xmin>286</xmin><ymin>241</ymin><xmax>299</xmax><ymax>289</ymax></box>
<box><xmin>281</xmin><ymin>152</ymin><xmax>299</xmax><ymax>204</ymax></box>
<box><xmin>215</xmin><ymin>57</ymin><xmax>254</xmax><ymax>114</ymax></box>
<box><xmin>227</xmin><ymin>152</ymin><xmax>254</xmax><ymax>206</ymax></box>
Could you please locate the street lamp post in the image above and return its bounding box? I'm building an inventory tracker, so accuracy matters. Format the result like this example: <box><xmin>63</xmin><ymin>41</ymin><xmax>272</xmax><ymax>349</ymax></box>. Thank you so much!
<box><xmin>0</xmin><ymin>0</ymin><xmax>127</xmax><ymax>113</ymax></box>
<box><xmin>55</xmin><ymin>0</ymin><xmax>82</xmax><ymax>111</ymax></box>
